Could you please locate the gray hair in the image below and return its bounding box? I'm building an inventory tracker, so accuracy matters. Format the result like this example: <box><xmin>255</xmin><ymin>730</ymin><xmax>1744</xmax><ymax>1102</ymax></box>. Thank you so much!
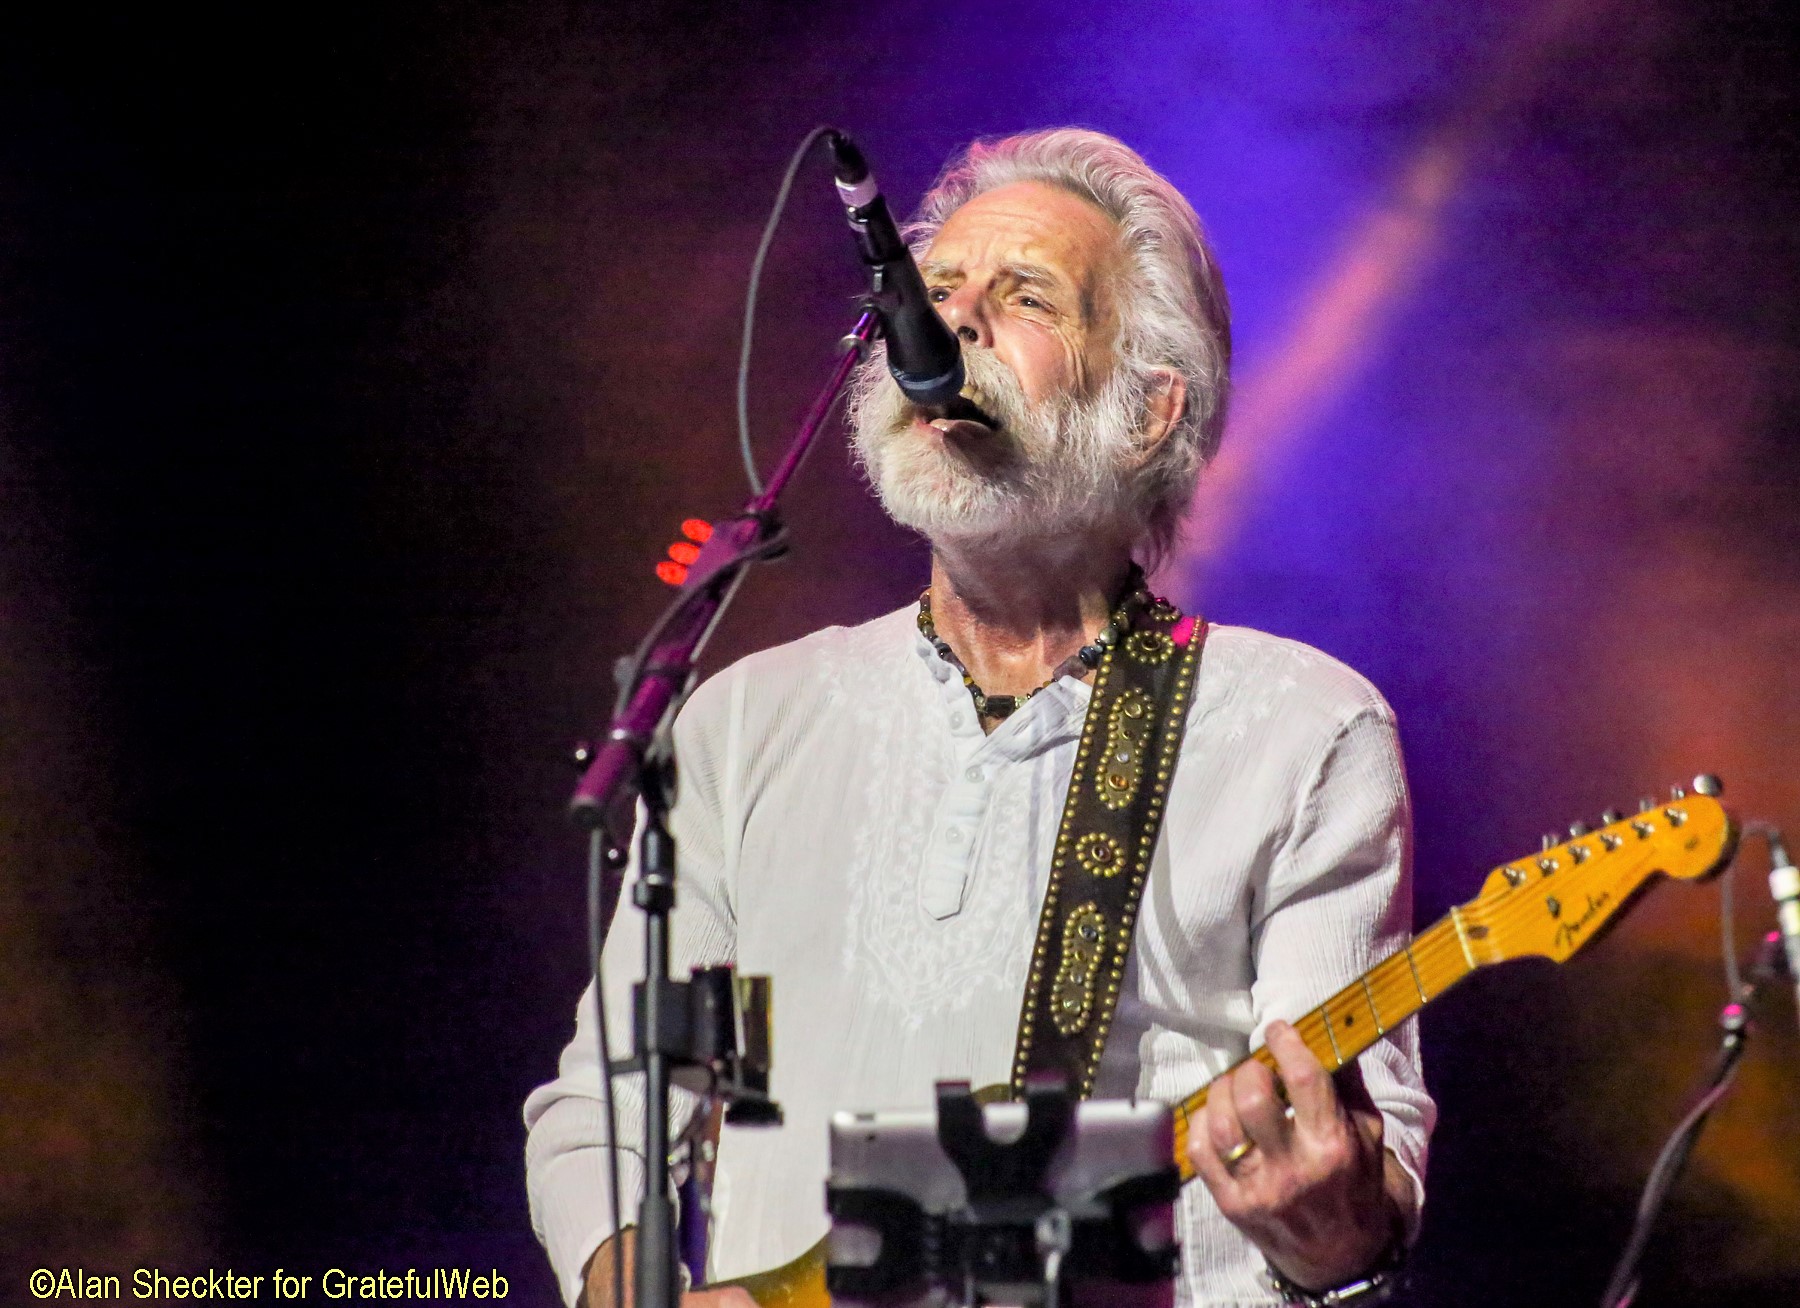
<box><xmin>907</xmin><ymin>129</ymin><xmax>1231</xmax><ymax>566</ymax></box>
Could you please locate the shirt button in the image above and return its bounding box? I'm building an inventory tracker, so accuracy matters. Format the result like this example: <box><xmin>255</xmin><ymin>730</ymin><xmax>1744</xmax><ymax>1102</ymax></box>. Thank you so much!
<box><xmin>945</xmin><ymin>828</ymin><xmax>963</xmax><ymax>844</ymax></box>
<box><xmin>965</xmin><ymin>766</ymin><xmax>984</xmax><ymax>783</ymax></box>
<box><xmin>949</xmin><ymin>712</ymin><xmax>965</xmax><ymax>728</ymax></box>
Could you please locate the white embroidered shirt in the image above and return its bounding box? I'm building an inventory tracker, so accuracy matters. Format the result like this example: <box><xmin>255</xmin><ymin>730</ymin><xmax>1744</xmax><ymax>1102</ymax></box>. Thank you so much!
<box><xmin>524</xmin><ymin>607</ymin><xmax>1435</xmax><ymax>1307</ymax></box>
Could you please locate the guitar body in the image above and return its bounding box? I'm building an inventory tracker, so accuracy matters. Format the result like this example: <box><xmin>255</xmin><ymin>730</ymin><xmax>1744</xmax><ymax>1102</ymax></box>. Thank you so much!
<box><xmin>715</xmin><ymin>1244</ymin><xmax>828</xmax><ymax>1308</ymax></box>
<box><xmin>705</xmin><ymin>790</ymin><xmax>1737</xmax><ymax>1306</ymax></box>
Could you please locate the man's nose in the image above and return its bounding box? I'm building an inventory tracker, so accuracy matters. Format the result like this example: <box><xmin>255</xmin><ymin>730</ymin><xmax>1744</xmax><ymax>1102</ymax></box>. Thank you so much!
<box><xmin>935</xmin><ymin>284</ymin><xmax>993</xmax><ymax>349</ymax></box>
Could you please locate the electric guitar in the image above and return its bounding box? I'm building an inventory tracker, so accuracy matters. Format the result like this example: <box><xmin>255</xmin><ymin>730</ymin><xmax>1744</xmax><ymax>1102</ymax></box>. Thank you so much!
<box><xmin>714</xmin><ymin>787</ymin><xmax>1738</xmax><ymax>1307</ymax></box>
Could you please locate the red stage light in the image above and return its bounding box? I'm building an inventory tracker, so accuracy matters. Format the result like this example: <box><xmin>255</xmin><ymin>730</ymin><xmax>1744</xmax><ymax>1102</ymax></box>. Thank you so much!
<box><xmin>680</xmin><ymin>518</ymin><xmax>713</xmax><ymax>543</ymax></box>
<box><xmin>655</xmin><ymin>561</ymin><xmax>688</xmax><ymax>586</ymax></box>
<box><xmin>667</xmin><ymin>541</ymin><xmax>701</xmax><ymax>566</ymax></box>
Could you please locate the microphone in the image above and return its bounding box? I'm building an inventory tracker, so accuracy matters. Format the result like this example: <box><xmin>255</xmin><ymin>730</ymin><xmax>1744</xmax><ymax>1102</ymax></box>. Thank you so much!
<box><xmin>827</xmin><ymin>132</ymin><xmax>965</xmax><ymax>409</ymax></box>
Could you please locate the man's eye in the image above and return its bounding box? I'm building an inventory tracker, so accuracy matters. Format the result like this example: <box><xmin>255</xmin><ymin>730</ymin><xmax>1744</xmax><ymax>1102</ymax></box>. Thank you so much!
<box><xmin>928</xmin><ymin>287</ymin><xmax>950</xmax><ymax>303</ymax></box>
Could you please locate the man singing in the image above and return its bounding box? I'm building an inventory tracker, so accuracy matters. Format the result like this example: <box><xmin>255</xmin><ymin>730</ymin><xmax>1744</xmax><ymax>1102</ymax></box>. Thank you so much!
<box><xmin>525</xmin><ymin>128</ymin><xmax>1434</xmax><ymax>1307</ymax></box>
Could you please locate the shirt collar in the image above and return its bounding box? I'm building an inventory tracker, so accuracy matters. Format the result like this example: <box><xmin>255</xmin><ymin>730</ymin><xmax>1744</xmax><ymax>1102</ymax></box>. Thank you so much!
<box><xmin>910</xmin><ymin>623</ymin><xmax>1091</xmax><ymax>760</ymax></box>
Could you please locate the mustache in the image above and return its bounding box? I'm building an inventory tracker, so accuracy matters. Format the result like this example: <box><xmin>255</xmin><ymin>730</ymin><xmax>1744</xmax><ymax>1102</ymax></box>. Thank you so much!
<box><xmin>897</xmin><ymin>352</ymin><xmax>1025</xmax><ymax>432</ymax></box>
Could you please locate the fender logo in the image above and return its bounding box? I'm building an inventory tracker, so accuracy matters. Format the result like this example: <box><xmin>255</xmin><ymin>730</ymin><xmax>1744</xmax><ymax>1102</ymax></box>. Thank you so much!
<box><xmin>1553</xmin><ymin>890</ymin><xmax>1613</xmax><ymax>951</ymax></box>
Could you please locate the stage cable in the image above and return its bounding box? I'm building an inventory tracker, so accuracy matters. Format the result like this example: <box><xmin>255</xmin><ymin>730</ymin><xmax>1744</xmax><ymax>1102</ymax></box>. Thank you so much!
<box><xmin>1598</xmin><ymin>821</ymin><xmax>1789</xmax><ymax>1308</ymax></box>
<box><xmin>589</xmin><ymin>826</ymin><xmax>626</xmax><ymax>1308</ymax></box>
<box><xmin>615</xmin><ymin>123</ymin><xmax>843</xmax><ymax>722</ymax></box>
<box><xmin>736</xmin><ymin>126</ymin><xmax>844</xmax><ymax>496</ymax></box>
<box><xmin>1718</xmin><ymin>836</ymin><xmax>1744</xmax><ymax>1002</ymax></box>
<box><xmin>584</xmin><ymin>126</ymin><xmax>849</xmax><ymax>1304</ymax></box>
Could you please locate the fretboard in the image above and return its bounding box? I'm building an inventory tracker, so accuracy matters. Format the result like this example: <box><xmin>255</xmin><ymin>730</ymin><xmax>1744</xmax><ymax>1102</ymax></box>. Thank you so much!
<box><xmin>1169</xmin><ymin>911</ymin><xmax>1480</xmax><ymax>1181</ymax></box>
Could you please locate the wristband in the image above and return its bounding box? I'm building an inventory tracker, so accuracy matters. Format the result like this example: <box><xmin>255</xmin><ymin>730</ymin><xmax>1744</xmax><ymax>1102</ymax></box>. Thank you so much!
<box><xmin>1262</xmin><ymin>1219</ymin><xmax>1407</xmax><ymax>1307</ymax></box>
<box><xmin>1263</xmin><ymin>1263</ymin><xmax>1400</xmax><ymax>1307</ymax></box>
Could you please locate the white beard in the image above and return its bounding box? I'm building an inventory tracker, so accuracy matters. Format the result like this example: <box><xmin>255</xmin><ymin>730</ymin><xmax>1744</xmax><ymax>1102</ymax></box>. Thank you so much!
<box><xmin>848</xmin><ymin>347</ymin><xmax>1147</xmax><ymax>546</ymax></box>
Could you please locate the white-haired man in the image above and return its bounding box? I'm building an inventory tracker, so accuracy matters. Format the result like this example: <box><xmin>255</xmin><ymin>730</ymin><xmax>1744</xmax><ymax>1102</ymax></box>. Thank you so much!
<box><xmin>526</xmin><ymin>129</ymin><xmax>1434</xmax><ymax>1308</ymax></box>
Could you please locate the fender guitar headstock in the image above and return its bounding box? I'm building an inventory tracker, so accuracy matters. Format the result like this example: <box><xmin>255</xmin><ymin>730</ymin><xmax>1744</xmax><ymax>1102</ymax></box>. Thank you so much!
<box><xmin>1457</xmin><ymin>777</ymin><xmax>1738</xmax><ymax>967</ymax></box>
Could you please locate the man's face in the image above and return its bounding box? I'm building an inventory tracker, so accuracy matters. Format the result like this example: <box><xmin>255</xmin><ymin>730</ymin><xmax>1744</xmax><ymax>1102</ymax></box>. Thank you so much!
<box><xmin>921</xmin><ymin>180</ymin><xmax>1124</xmax><ymax>411</ymax></box>
<box><xmin>851</xmin><ymin>181</ymin><xmax>1145</xmax><ymax>543</ymax></box>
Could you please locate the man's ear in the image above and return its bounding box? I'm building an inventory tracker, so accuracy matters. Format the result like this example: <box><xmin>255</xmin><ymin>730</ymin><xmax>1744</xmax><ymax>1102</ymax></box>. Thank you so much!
<box><xmin>1136</xmin><ymin>368</ymin><xmax>1187</xmax><ymax>462</ymax></box>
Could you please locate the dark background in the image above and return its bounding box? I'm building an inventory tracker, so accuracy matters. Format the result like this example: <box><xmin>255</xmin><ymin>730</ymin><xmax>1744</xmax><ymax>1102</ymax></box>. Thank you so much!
<box><xmin>3</xmin><ymin>2</ymin><xmax>1797</xmax><ymax>1304</ymax></box>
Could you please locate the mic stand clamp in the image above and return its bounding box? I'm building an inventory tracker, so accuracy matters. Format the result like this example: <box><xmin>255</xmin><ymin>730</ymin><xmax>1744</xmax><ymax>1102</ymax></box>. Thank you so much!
<box><xmin>610</xmin><ymin>960</ymin><xmax>783</xmax><ymax>1128</ymax></box>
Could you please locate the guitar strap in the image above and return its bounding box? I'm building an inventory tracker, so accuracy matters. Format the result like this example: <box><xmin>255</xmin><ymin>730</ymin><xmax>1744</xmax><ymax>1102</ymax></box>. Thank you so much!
<box><xmin>1009</xmin><ymin>594</ymin><xmax>1206</xmax><ymax>1099</ymax></box>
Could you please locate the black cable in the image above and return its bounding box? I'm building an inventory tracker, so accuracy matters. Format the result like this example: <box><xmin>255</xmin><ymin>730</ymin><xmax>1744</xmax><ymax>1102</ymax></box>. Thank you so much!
<box><xmin>618</xmin><ymin>123</ymin><xmax>845</xmax><ymax>723</ymax></box>
<box><xmin>1598</xmin><ymin>1014</ymin><xmax>1749</xmax><ymax>1308</ymax></box>
<box><xmin>736</xmin><ymin>125</ymin><xmax>842</xmax><ymax>495</ymax></box>
<box><xmin>1723</xmin><ymin>822</ymin><xmax>1788</xmax><ymax>998</ymax></box>
<box><xmin>615</xmin><ymin>127</ymin><xmax>842</xmax><ymax>718</ymax></box>
<box><xmin>1597</xmin><ymin>824</ymin><xmax>1789</xmax><ymax>1308</ymax></box>
<box><xmin>1720</xmin><ymin>824</ymin><xmax>1792</xmax><ymax>1007</ymax></box>
<box><xmin>580</xmin><ymin>125</ymin><xmax>848</xmax><ymax>1301</ymax></box>
<box><xmin>1718</xmin><ymin>845</ymin><xmax>1744</xmax><ymax>1001</ymax></box>
<box><xmin>589</xmin><ymin>827</ymin><xmax>626</xmax><ymax>1308</ymax></box>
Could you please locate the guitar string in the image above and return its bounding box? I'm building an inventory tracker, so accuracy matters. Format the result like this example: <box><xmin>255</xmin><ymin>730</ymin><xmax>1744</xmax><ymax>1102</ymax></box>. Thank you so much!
<box><xmin>1173</xmin><ymin>919</ymin><xmax>1470</xmax><ymax>1156</ymax></box>
<box><xmin>1176</xmin><ymin>918</ymin><xmax>1482</xmax><ymax>1127</ymax></box>
<box><xmin>1287</xmin><ymin>844</ymin><xmax>1629</xmax><ymax>1060</ymax></box>
<box><xmin>1179</xmin><ymin>919</ymin><xmax>1475</xmax><ymax>1122</ymax></box>
<box><xmin>1173</xmin><ymin>908</ymin><xmax>1554</xmax><ymax>1162</ymax></box>
<box><xmin>1179</xmin><ymin>808</ymin><xmax>1720</xmax><ymax>1144</ymax></box>
<box><xmin>1174</xmin><ymin>930</ymin><xmax>1477</xmax><ymax>1132</ymax></box>
<box><xmin>1171</xmin><ymin>827</ymin><xmax>1699</xmax><ymax>1146</ymax></box>
<box><xmin>1184</xmin><ymin>826</ymin><xmax>1683</xmax><ymax>1124</ymax></box>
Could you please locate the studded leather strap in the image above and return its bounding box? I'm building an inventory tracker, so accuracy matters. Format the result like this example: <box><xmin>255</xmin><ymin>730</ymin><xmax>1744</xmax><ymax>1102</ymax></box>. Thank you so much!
<box><xmin>1009</xmin><ymin>596</ymin><xmax>1207</xmax><ymax>1099</ymax></box>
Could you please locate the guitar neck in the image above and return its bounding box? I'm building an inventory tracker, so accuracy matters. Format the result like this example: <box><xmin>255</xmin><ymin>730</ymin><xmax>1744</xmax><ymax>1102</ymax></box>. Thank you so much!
<box><xmin>1166</xmin><ymin>792</ymin><xmax>1739</xmax><ymax>1179</ymax></box>
<box><xmin>1170</xmin><ymin>912</ymin><xmax>1479</xmax><ymax>1181</ymax></box>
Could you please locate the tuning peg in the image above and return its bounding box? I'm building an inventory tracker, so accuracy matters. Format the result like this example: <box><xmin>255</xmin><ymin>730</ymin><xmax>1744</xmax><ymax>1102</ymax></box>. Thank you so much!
<box><xmin>1638</xmin><ymin>796</ymin><xmax>1656</xmax><ymax>813</ymax></box>
<box><xmin>1600</xmin><ymin>808</ymin><xmax>1623</xmax><ymax>825</ymax></box>
<box><xmin>1692</xmin><ymin>774</ymin><xmax>1723</xmax><ymax>796</ymax></box>
<box><xmin>1669</xmin><ymin>783</ymin><xmax>1687</xmax><ymax>800</ymax></box>
<box><xmin>1541</xmin><ymin>833</ymin><xmax>1559</xmax><ymax>851</ymax></box>
<box><xmin>1569</xmin><ymin>821</ymin><xmax>1591</xmax><ymax>837</ymax></box>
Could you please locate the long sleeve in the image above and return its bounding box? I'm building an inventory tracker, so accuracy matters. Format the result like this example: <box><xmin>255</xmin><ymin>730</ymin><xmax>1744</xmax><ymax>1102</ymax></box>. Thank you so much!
<box><xmin>1249</xmin><ymin>701</ymin><xmax>1435</xmax><ymax>1237</ymax></box>
<box><xmin>523</xmin><ymin>672</ymin><xmax>741</xmax><ymax>1306</ymax></box>
<box><xmin>521</xmin><ymin>611</ymin><xmax>1436</xmax><ymax>1303</ymax></box>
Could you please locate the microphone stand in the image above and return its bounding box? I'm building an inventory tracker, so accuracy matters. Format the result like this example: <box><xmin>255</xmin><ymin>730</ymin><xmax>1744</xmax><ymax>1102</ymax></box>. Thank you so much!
<box><xmin>570</xmin><ymin>306</ymin><xmax>879</xmax><ymax>1308</ymax></box>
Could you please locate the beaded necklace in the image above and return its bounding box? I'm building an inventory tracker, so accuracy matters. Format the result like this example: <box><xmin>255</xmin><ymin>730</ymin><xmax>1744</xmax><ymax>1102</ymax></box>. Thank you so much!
<box><xmin>916</xmin><ymin>567</ymin><xmax>1150</xmax><ymax>721</ymax></box>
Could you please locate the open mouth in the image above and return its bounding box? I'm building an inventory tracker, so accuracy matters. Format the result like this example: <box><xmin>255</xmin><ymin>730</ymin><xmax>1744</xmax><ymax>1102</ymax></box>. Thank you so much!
<box><xmin>918</xmin><ymin>391</ymin><xmax>1001</xmax><ymax>437</ymax></box>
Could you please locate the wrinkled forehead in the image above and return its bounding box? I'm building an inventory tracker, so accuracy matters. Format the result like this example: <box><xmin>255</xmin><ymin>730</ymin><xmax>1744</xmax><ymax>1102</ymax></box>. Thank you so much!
<box><xmin>924</xmin><ymin>181</ymin><xmax>1124</xmax><ymax>324</ymax></box>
